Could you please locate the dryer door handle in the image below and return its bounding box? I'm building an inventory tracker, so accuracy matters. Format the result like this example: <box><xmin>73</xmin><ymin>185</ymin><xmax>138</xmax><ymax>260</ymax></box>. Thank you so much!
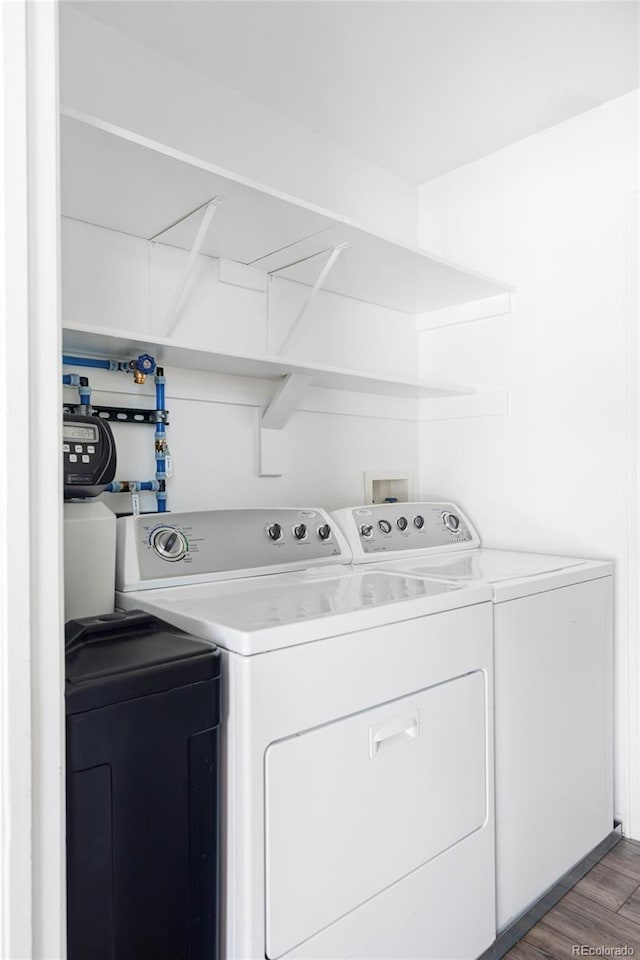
<box><xmin>369</xmin><ymin>711</ymin><xmax>420</xmax><ymax>758</ymax></box>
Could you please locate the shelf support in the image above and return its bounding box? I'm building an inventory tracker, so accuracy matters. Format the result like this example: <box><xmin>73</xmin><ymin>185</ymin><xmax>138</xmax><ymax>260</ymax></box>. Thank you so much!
<box><xmin>162</xmin><ymin>197</ymin><xmax>223</xmax><ymax>337</ymax></box>
<box><xmin>259</xmin><ymin>372</ymin><xmax>312</xmax><ymax>476</ymax></box>
<box><xmin>274</xmin><ymin>242</ymin><xmax>349</xmax><ymax>355</ymax></box>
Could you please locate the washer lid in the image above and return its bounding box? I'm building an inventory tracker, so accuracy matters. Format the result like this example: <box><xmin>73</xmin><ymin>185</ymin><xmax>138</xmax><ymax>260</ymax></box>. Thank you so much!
<box><xmin>375</xmin><ymin>549</ymin><xmax>612</xmax><ymax>602</ymax></box>
<box><xmin>116</xmin><ymin>568</ymin><xmax>492</xmax><ymax>655</ymax></box>
<box><xmin>396</xmin><ymin>549</ymin><xmax>586</xmax><ymax>581</ymax></box>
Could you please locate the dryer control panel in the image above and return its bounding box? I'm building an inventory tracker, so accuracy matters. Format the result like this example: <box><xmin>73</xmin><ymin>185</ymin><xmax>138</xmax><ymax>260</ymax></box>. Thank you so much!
<box><xmin>331</xmin><ymin>501</ymin><xmax>479</xmax><ymax>563</ymax></box>
<box><xmin>116</xmin><ymin>508</ymin><xmax>351</xmax><ymax>591</ymax></box>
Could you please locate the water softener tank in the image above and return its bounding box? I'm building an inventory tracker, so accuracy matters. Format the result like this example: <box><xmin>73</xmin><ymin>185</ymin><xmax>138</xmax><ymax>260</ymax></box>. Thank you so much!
<box><xmin>65</xmin><ymin>610</ymin><xmax>221</xmax><ymax>960</ymax></box>
<box><xmin>63</xmin><ymin>413</ymin><xmax>118</xmax><ymax>619</ymax></box>
<box><xmin>63</xmin><ymin>501</ymin><xmax>116</xmax><ymax>619</ymax></box>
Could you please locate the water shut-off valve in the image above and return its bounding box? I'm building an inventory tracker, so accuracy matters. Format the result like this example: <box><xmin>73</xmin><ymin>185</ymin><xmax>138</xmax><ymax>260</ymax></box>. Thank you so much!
<box><xmin>130</xmin><ymin>354</ymin><xmax>156</xmax><ymax>384</ymax></box>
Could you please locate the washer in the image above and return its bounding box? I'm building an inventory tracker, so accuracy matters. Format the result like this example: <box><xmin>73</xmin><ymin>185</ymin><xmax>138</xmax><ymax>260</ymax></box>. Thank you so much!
<box><xmin>116</xmin><ymin>507</ymin><xmax>496</xmax><ymax>960</ymax></box>
<box><xmin>331</xmin><ymin>501</ymin><xmax>614</xmax><ymax>934</ymax></box>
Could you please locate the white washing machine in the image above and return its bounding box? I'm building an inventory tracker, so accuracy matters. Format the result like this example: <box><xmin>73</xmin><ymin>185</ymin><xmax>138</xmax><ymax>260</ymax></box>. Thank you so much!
<box><xmin>115</xmin><ymin>507</ymin><xmax>496</xmax><ymax>960</ymax></box>
<box><xmin>331</xmin><ymin>501</ymin><xmax>614</xmax><ymax>934</ymax></box>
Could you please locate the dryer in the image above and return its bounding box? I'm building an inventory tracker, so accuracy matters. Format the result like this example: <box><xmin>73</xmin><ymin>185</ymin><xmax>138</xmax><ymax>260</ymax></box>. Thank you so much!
<box><xmin>115</xmin><ymin>507</ymin><xmax>496</xmax><ymax>960</ymax></box>
<box><xmin>331</xmin><ymin>501</ymin><xmax>614</xmax><ymax>934</ymax></box>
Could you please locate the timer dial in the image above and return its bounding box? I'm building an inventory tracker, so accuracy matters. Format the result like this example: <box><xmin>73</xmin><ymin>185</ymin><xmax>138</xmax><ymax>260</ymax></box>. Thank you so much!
<box><xmin>152</xmin><ymin>527</ymin><xmax>188</xmax><ymax>562</ymax></box>
<box><xmin>442</xmin><ymin>512</ymin><xmax>461</xmax><ymax>533</ymax></box>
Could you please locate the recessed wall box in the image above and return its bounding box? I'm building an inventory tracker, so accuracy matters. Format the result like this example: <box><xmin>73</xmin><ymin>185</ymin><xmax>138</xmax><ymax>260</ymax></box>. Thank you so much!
<box><xmin>364</xmin><ymin>469</ymin><xmax>414</xmax><ymax>504</ymax></box>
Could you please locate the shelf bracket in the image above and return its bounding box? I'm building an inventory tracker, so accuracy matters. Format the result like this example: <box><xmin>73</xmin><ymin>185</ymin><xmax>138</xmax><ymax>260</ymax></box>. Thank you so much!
<box><xmin>274</xmin><ymin>242</ymin><xmax>349</xmax><ymax>355</ymax></box>
<box><xmin>259</xmin><ymin>372</ymin><xmax>312</xmax><ymax>476</ymax></box>
<box><xmin>161</xmin><ymin>197</ymin><xmax>223</xmax><ymax>338</ymax></box>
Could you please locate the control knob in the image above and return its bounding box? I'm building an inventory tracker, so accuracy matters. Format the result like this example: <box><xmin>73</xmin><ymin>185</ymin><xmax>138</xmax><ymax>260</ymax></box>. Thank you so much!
<box><xmin>317</xmin><ymin>524</ymin><xmax>332</xmax><ymax>541</ymax></box>
<box><xmin>442</xmin><ymin>512</ymin><xmax>461</xmax><ymax>533</ymax></box>
<box><xmin>359</xmin><ymin>523</ymin><xmax>374</xmax><ymax>538</ymax></box>
<box><xmin>378</xmin><ymin>519</ymin><xmax>392</xmax><ymax>534</ymax></box>
<box><xmin>293</xmin><ymin>523</ymin><xmax>307</xmax><ymax>541</ymax></box>
<box><xmin>397</xmin><ymin>516</ymin><xmax>408</xmax><ymax>531</ymax></box>
<box><xmin>414</xmin><ymin>515</ymin><xmax>425</xmax><ymax>530</ymax></box>
<box><xmin>267</xmin><ymin>523</ymin><xmax>283</xmax><ymax>542</ymax></box>
<box><xmin>152</xmin><ymin>526</ymin><xmax>187</xmax><ymax>562</ymax></box>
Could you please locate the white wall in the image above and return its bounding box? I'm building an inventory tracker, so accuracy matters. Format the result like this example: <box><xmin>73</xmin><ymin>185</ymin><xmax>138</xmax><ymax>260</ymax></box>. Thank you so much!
<box><xmin>59</xmin><ymin>6</ymin><xmax>417</xmax><ymax>243</ymax></box>
<box><xmin>417</xmin><ymin>92</ymin><xmax>639</xmax><ymax>829</ymax></box>
<box><xmin>62</xmin><ymin>217</ymin><xmax>420</xmax><ymax>515</ymax></box>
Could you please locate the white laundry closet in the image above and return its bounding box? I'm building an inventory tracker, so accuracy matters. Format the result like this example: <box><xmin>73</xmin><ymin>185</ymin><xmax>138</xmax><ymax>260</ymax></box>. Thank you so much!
<box><xmin>1</xmin><ymin>3</ymin><xmax>638</xmax><ymax>957</ymax></box>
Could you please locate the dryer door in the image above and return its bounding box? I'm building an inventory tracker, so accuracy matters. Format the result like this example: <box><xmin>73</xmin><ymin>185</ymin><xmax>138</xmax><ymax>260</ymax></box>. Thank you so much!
<box><xmin>264</xmin><ymin>669</ymin><xmax>487</xmax><ymax>959</ymax></box>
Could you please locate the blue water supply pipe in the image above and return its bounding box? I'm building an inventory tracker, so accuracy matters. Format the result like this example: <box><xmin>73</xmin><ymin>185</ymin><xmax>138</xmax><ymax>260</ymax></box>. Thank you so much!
<box><xmin>154</xmin><ymin>368</ymin><xmax>167</xmax><ymax>512</ymax></box>
<box><xmin>63</xmin><ymin>353</ymin><xmax>169</xmax><ymax>513</ymax></box>
<box><xmin>106</xmin><ymin>481</ymin><xmax>160</xmax><ymax>493</ymax></box>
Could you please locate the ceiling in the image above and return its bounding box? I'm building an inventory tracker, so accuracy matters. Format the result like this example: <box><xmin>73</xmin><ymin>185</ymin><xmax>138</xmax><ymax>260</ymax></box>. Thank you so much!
<box><xmin>68</xmin><ymin>1</ymin><xmax>640</xmax><ymax>184</ymax></box>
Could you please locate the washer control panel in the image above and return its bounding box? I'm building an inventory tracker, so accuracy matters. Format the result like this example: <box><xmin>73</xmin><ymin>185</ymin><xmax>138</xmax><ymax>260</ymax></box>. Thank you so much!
<box><xmin>331</xmin><ymin>501</ymin><xmax>479</xmax><ymax>562</ymax></box>
<box><xmin>117</xmin><ymin>508</ymin><xmax>351</xmax><ymax>590</ymax></box>
<box><xmin>150</xmin><ymin>526</ymin><xmax>189</xmax><ymax>562</ymax></box>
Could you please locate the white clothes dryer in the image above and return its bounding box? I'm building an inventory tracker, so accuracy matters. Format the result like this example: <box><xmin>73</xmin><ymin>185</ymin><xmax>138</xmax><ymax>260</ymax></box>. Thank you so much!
<box><xmin>115</xmin><ymin>507</ymin><xmax>496</xmax><ymax>960</ymax></box>
<box><xmin>331</xmin><ymin>501</ymin><xmax>614</xmax><ymax>935</ymax></box>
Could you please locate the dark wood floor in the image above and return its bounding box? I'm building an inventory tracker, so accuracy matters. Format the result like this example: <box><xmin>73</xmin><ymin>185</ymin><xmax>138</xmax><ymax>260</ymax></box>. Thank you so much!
<box><xmin>506</xmin><ymin>840</ymin><xmax>640</xmax><ymax>959</ymax></box>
